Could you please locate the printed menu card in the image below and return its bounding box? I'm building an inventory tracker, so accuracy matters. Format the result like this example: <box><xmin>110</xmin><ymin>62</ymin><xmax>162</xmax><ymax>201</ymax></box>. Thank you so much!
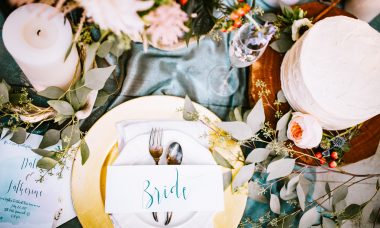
<box><xmin>0</xmin><ymin>130</ymin><xmax>62</xmax><ymax>228</ymax></box>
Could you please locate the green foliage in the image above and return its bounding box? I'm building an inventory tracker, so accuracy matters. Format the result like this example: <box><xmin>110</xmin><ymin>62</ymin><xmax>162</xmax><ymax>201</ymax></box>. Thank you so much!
<box><xmin>97</xmin><ymin>33</ymin><xmax>131</xmax><ymax>58</ymax></box>
<box><xmin>80</xmin><ymin>140</ymin><xmax>90</xmax><ymax>165</ymax></box>
<box><xmin>184</xmin><ymin>0</ymin><xmax>222</xmax><ymax>41</ymax></box>
<box><xmin>10</xmin><ymin>127</ymin><xmax>26</xmax><ymax>144</ymax></box>
<box><xmin>0</xmin><ymin>80</ymin><xmax>10</xmax><ymax>105</ymax></box>
<box><xmin>39</xmin><ymin>129</ymin><xmax>60</xmax><ymax>149</ymax></box>
<box><xmin>37</xmin><ymin>157</ymin><xmax>58</xmax><ymax>170</ymax></box>
<box><xmin>48</xmin><ymin>100</ymin><xmax>75</xmax><ymax>116</ymax></box>
<box><xmin>94</xmin><ymin>90</ymin><xmax>111</xmax><ymax>107</ymax></box>
<box><xmin>269</xmin><ymin>4</ymin><xmax>309</xmax><ymax>53</ymax></box>
<box><xmin>38</xmin><ymin>87</ymin><xmax>65</xmax><ymax>99</ymax></box>
<box><xmin>32</xmin><ymin>149</ymin><xmax>56</xmax><ymax>157</ymax></box>
<box><xmin>61</xmin><ymin>124</ymin><xmax>81</xmax><ymax>149</ymax></box>
<box><xmin>212</xmin><ymin>150</ymin><xmax>233</xmax><ymax>169</ymax></box>
<box><xmin>84</xmin><ymin>65</ymin><xmax>116</xmax><ymax>90</ymax></box>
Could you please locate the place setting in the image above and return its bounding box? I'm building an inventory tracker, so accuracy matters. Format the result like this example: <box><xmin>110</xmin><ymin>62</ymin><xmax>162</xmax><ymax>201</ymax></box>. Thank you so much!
<box><xmin>1</xmin><ymin>0</ymin><xmax>380</xmax><ymax>228</ymax></box>
<box><xmin>71</xmin><ymin>96</ymin><xmax>247</xmax><ymax>228</ymax></box>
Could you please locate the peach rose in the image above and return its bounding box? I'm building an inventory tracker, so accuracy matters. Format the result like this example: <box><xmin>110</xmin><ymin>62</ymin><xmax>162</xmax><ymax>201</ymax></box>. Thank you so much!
<box><xmin>287</xmin><ymin>112</ymin><xmax>323</xmax><ymax>149</ymax></box>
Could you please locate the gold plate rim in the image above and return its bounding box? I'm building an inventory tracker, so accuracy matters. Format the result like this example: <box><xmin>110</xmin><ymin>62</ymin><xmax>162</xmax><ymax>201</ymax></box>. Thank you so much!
<box><xmin>71</xmin><ymin>95</ymin><xmax>247</xmax><ymax>228</ymax></box>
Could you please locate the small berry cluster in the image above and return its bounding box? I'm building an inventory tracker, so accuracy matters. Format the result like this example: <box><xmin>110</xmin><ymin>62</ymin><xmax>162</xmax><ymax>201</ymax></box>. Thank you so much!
<box><xmin>219</xmin><ymin>2</ymin><xmax>251</xmax><ymax>32</ymax></box>
<box><xmin>315</xmin><ymin>151</ymin><xmax>339</xmax><ymax>168</ymax></box>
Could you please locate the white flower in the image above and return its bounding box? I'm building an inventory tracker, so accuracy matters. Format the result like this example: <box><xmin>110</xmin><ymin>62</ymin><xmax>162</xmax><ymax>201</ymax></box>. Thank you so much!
<box><xmin>144</xmin><ymin>2</ymin><xmax>189</xmax><ymax>46</ymax></box>
<box><xmin>291</xmin><ymin>18</ymin><xmax>313</xmax><ymax>41</ymax></box>
<box><xmin>287</xmin><ymin>112</ymin><xmax>322</xmax><ymax>149</ymax></box>
<box><xmin>79</xmin><ymin>0</ymin><xmax>154</xmax><ymax>37</ymax></box>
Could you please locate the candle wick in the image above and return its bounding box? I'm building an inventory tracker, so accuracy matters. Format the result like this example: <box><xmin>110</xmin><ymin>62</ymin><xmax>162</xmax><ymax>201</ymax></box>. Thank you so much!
<box><xmin>37</xmin><ymin>30</ymin><xmax>41</xmax><ymax>36</ymax></box>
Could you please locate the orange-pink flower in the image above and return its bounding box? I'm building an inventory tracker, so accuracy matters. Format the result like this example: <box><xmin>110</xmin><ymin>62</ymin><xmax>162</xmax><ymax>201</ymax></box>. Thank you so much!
<box><xmin>287</xmin><ymin>112</ymin><xmax>322</xmax><ymax>149</ymax></box>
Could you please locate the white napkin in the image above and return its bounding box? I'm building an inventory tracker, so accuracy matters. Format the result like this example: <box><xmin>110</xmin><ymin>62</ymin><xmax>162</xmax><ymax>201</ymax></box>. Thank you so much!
<box><xmin>116</xmin><ymin>120</ymin><xmax>210</xmax><ymax>153</ymax></box>
<box><xmin>111</xmin><ymin>121</ymin><xmax>217</xmax><ymax>228</ymax></box>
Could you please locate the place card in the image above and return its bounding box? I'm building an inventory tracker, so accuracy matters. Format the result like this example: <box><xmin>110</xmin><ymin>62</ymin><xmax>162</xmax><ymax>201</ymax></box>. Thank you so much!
<box><xmin>105</xmin><ymin>165</ymin><xmax>224</xmax><ymax>213</ymax></box>
<box><xmin>0</xmin><ymin>130</ymin><xmax>63</xmax><ymax>228</ymax></box>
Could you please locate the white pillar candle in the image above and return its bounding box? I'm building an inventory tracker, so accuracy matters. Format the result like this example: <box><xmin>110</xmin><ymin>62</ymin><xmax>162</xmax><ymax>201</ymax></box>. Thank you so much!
<box><xmin>2</xmin><ymin>3</ymin><xmax>79</xmax><ymax>92</ymax></box>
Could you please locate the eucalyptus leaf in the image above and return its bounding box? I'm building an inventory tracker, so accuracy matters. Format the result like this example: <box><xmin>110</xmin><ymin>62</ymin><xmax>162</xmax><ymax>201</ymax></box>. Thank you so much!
<box><xmin>39</xmin><ymin>129</ymin><xmax>60</xmax><ymax>149</ymax></box>
<box><xmin>0</xmin><ymin>82</ymin><xmax>9</xmax><ymax>105</ymax></box>
<box><xmin>37</xmin><ymin>86</ymin><xmax>65</xmax><ymax>99</ymax></box>
<box><xmin>258</xmin><ymin>13</ymin><xmax>277</xmax><ymax>22</ymax></box>
<box><xmin>361</xmin><ymin>202</ymin><xmax>374</xmax><ymax>223</ymax></box>
<box><xmin>234</xmin><ymin>107</ymin><xmax>243</xmax><ymax>122</ymax></box>
<box><xmin>277</xmin><ymin>90</ymin><xmax>287</xmax><ymax>103</ymax></box>
<box><xmin>246</xmin><ymin>98</ymin><xmax>265</xmax><ymax>135</ymax></box>
<box><xmin>369</xmin><ymin>207</ymin><xmax>380</xmax><ymax>223</ymax></box>
<box><xmin>97</xmin><ymin>40</ymin><xmax>112</xmax><ymax>58</ymax></box>
<box><xmin>77</xmin><ymin>86</ymin><xmax>93</xmax><ymax>108</ymax></box>
<box><xmin>84</xmin><ymin>42</ymin><xmax>100</xmax><ymax>72</ymax></box>
<box><xmin>110</xmin><ymin>38</ymin><xmax>127</xmax><ymax>57</ymax></box>
<box><xmin>54</xmin><ymin>114</ymin><xmax>70</xmax><ymax>125</ymax></box>
<box><xmin>270</xmin><ymin>194</ymin><xmax>281</xmax><ymax>214</ymax></box>
<box><xmin>216</xmin><ymin>121</ymin><xmax>253</xmax><ymax>141</ymax></box>
<box><xmin>223</xmin><ymin>171</ymin><xmax>232</xmax><ymax>190</ymax></box>
<box><xmin>74</xmin><ymin>80</ymin><xmax>92</xmax><ymax>108</ymax></box>
<box><xmin>32</xmin><ymin>149</ymin><xmax>55</xmax><ymax>157</ymax></box>
<box><xmin>48</xmin><ymin>100</ymin><xmax>74</xmax><ymax>116</ymax></box>
<box><xmin>248</xmin><ymin>181</ymin><xmax>268</xmax><ymax>203</ymax></box>
<box><xmin>232</xmin><ymin>164</ymin><xmax>255</xmax><ymax>191</ymax></box>
<box><xmin>1</xmin><ymin>129</ymin><xmax>11</xmax><ymax>140</ymax></box>
<box><xmin>2</xmin><ymin>80</ymin><xmax>10</xmax><ymax>91</ymax></box>
<box><xmin>280</xmin><ymin>184</ymin><xmax>297</xmax><ymax>200</ymax></box>
<box><xmin>325</xmin><ymin>182</ymin><xmax>331</xmax><ymax>198</ymax></box>
<box><xmin>94</xmin><ymin>90</ymin><xmax>111</xmax><ymax>107</ymax></box>
<box><xmin>246</xmin><ymin>148</ymin><xmax>271</xmax><ymax>164</ymax></box>
<box><xmin>64</xmin><ymin>42</ymin><xmax>74</xmax><ymax>62</ymax></box>
<box><xmin>280</xmin><ymin>175</ymin><xmax>299</xmax><ymax>200</ymax></box>
<box><xmin>10</xmin><ymin>127</ymin><xmax>26</xmax><ymax>144</ymax></box>
<box><xmin>84</xmin><ymin>65</ymin><xmax>116</xmax><ymax>90</ymax></box>
<box><xmin>332</xmin><ymin>185</ymin><xmax>348</xmax><ymax>206</ymax></box>
<box><xmin>61</xmin><ymin>124</ymin><xmax>81</xmax><ymax>149</ymax></box>
<box><xmin>80</xmin><ymin>140</ymin><xmax>90</xmax><ymax>165</ymax></box>
<box><xmin>299</xmin><ymin>207</ymin><xmax>321</xmax><ymax>228</ymax></box>
<box><xmin>183</xmin><ymin>95</ymin><xmax>198</xmax><ymax>121</ymax></box>
<box><xmin>270</xmin><ymin>38</ymin><xmax>293</xmax><ymax>53</ymax></box>
<box><xmin>266</xmin><ymin>158</ymin><xmax>295</xmax><ymax>181</ymax></box>
<box><xmin>37</xmin><ymin>157</ymin><xmax>58</xmax><ymax>170</ymax></box>
<box><xmin>65</xmin><ymin>89</ymin><xmax>81</xmax><ymax>110</ymax></box>
<box><xmin>212</xmin><ymin>150</ymin><xmax>233</xmax><ymax>169</ymax></box>
<box><xmin>338</xmin><ymin>204</ymin><xmax>361</xmax><ymax>220</ymax></box>
<box><xmin>297</xmin><ymin>175</ymin><xmax>310</xmax><ymax>211</ymax></box>
<box><xmin>322</xmin><ymin>217</ymin><xmax>336</xmax><ymax>228</ymax></box>
<box><xmin>276</xmin><ymin>111</ymin><xmax>291</xmax><ymax>142</ymax></box>
<box><xmin>335</xmin><ymin>199</ymin><xmax>347</xmax><ymax>213</ymax></box>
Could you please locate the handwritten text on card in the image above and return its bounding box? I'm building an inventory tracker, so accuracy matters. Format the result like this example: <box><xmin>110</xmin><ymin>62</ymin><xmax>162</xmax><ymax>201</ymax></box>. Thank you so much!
<box><xmin>105</xmin><ymin>165</ymin><xmax>224</xmax><ymax>213</ymax></box>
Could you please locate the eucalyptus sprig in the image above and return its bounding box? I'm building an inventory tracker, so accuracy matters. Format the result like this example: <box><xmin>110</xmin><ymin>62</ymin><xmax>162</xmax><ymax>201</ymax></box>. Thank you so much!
<box><xmin>181</xmin><ymin>81</ymin><xmax>380</xmax><ymax>227</ymax></box>
<box><xmin>0</xmin><ymin>26</ymin><xmax>132</xmax><ymax>180</ymax></box>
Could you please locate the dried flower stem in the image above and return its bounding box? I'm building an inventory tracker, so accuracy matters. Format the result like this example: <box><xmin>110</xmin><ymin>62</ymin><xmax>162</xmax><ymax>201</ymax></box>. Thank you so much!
<box><xmin>313</xmin><ymin>0</ymin><xmax>342</xmax><ymax>23</ymax></box>
<box><xmin>73</xmin><ymin>11</ymin><xmax>86</xmax><ymax>43</ymax></box>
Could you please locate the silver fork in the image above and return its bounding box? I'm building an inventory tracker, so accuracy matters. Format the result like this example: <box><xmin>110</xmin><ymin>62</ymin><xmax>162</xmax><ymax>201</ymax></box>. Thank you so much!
<box><xmin>149</xmin><ymin>128</ymin><xmax>163</xmax><ymax>165</ymax></box>
<box><xmin>148</xmin><ymin>128</ymin><xmax>163</xmax><ymax>222</ymax></box>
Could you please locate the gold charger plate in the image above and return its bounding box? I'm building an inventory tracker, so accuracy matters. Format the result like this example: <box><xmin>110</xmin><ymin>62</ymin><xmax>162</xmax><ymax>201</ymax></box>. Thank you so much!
<box><xmin>71</xmin><ymin>95</ymin><xmax>247</xmax><ymax>228</ymax></box>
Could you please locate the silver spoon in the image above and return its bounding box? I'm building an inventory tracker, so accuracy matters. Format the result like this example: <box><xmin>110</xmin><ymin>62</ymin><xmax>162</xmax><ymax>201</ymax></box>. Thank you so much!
<box><xmin>165</xmin><ymin>142</ymin><xmax>183</xmax><ymax>226</ymax></box>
